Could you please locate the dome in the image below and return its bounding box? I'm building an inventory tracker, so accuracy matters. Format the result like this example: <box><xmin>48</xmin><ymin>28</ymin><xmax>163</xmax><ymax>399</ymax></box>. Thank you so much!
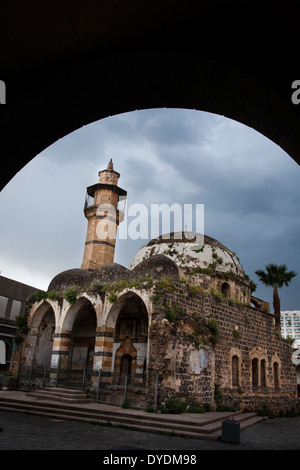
<box><xmin>91</xmin><ymin>263</ymin><xmax>130</xmax><ymax>284</ymax></box>
<box><xmin>130</xmin><ymin>254</ymin><xmax>179</xmax><ymax>280</ymax></box>
<box><xmin>129</xmin><ymin>232</ymin><xmax>245</xmax><ymax>277</ymax></box>
<box><xmin>48</xmin><ymin>268</ymin><xmax>92</xmax><ymax>291</ymax></box>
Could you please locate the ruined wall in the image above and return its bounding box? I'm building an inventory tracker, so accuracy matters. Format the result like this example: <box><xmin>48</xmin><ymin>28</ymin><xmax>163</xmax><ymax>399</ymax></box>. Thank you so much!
<box><xmin>148</xmin><ymin>281</ymin><xmax>298</xmax><ymax>412</ymax></box>
<box><xmin>148</xmin><ymin>282</ymin><xmax>215</xmax><ymax>407</ymax></box>
<box><xmin>187</xmin><ymin>270</ymin><xmax>252</xmax><ymax>304</ymax></box>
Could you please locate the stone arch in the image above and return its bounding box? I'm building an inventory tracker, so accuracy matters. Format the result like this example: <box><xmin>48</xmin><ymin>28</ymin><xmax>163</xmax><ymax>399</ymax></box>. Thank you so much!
<box><xmin>221</xmin><ymin>282</ymin><xmax>231</xmax><ymax>298</ymax></box>
<box><xmin>98</xmin><ymin>291</ymin><xmax>149</xmax><ymax>383</ymax></box>
<box><xmin>55</xmin><ymin>296</ymin><xmax>97</xmax><ymax>379</ymax></box>
<box><xmin>2</xmin><ymin>0</ymin><xmax>300</xmax><ymax>192</ymax></box>
<box><xmin>62</xmin><ymin>296</ymin><xmax>96</xmax><ymax>332</ymax></box>
<box><xmin>251</xmin><ymin>357</ymin><xmax>259</xmax><ymax>387</ymax></box>
<box><xmin>250</xmin><ymin>298</ymin><xmax>260</xmax><ymax>309</ymax></box>
<box><xmin>229</xmin><ymin>348</ymin><xmax>242</xmax><ymax>388</ymax></box>
<box><xmin>271</xmin><ymin>355</ymin><xmax>282</xmax><ymax>389</ymax></box>
<box><xmin>25</xmin><ymin>301</ymin><xmax>56</xmax><ymax>368</ymax></box>
<box><xmin>260</xmin><ymin>358</ymin><xmax>267</xmax><ymax>387</ymax></box>
<box><xmin>119</xmin><ymin>353</ymin><xmax>134</xmax><ymax>385</ymax></box>
<box><xmin>249</xmin><ymin>349</ymin><xmax>270</xmax><ymax>388</ymax></box>
<box><xmin>28</xmin><ymin>299</ymin><xmax>58</xmax><ymax>329</ymax></box>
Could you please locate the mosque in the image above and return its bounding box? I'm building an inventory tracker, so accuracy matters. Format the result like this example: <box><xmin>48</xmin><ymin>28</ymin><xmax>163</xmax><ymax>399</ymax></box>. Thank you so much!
<box><xmin>18</xmin><ymin>160</ymin><xmax>298</xmax><ymax>413</ymax></box>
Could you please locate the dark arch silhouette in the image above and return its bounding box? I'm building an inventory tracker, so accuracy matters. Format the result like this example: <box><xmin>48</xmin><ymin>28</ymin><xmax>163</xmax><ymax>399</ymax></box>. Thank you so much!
<box><xmin>1</xmin><ymin>1</ymin><xmax>300</xmax><ymax>190</ymax></box>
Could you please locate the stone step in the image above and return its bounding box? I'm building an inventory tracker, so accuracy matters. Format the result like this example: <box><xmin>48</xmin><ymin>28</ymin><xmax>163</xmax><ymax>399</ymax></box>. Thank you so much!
<box><xmin>26</xmin><ymin>387</ymin><xmax>92</xmax><ymax>404</ymax></box>
<box><xmin>0</xmin><ymin>393</ymin><xmax>254</xmax><ymax>428</ymax></box>
<box><xmin>0</xmin><ymin>401</ymin><xmax>219</xmax><ymax>440</ymax></box>
<box><xmin>197</xmin><ymin>412</ymin><xmax>260</xmax><ymax>433</ymax></box>
<box><xmin>44</xmin><ymin>387</ymin><xmax>86</xmax><ymax>394</ymax></box>
<box><xmin>0</xmin><ymin>391</ymin><xmax>266</xmax><ymax>441</ymax></box>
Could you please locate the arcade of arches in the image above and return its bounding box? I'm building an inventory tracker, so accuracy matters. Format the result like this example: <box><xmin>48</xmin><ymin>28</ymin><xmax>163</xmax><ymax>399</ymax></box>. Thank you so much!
<box><xmin>22</xmin><ymin>291</ymin><xmax>149</xmax><ymax>396</ymax></box>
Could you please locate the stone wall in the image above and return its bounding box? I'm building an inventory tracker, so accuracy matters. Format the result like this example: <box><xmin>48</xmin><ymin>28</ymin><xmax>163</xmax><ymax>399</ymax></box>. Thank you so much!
<box><xmin>148</xmin><ymin>281</ymin><xmax>298</xmax><ymax>413</ymax></box>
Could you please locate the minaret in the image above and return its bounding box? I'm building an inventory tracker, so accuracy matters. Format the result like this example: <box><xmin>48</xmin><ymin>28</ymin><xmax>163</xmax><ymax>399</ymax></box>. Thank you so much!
<box><xmin>81</xmin><ymin>159</ymin><xmax>127</xmax><ymax>270</ymax></box>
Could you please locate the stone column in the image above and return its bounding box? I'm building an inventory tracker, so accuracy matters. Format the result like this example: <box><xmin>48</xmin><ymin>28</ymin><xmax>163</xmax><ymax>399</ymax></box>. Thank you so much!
<box><xmin>49</xmin><ymin>329</ymin><xmax>72</xmax><ymax>382</ymax></box>
<box><xmin>92</xmin><ymin>326</ymin><xmax>115</xmax><ymax>385</ymax></box>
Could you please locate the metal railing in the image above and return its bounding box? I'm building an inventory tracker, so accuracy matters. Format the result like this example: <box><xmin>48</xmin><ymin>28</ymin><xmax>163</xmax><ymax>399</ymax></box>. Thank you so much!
<box><xmin>54</xmin><ymin>356</ymin><xmax>93</xmax><ymax>390</ymax></box>
<box><xmin>14</xmin><ymin>362</ymin><xmax>160</xmax><ymax>412</ymax></box>
<box><xmin>16</xmin><ymin>362</ymin><xmax>49</xmax><ymax>391</ymax></box>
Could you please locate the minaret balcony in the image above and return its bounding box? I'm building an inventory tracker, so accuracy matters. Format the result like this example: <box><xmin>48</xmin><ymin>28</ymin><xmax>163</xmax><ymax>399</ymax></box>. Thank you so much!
<box><xmin>84</xmin><ymin>193</ymin><xmax>95</xmax><ymax>210</ymax></box>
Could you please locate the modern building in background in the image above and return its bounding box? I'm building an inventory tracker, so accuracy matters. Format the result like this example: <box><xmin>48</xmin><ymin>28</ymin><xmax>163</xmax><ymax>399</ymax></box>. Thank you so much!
<box><xmin>0</xmin><ymin>275</ymin><xmax>38</xmax><ymax>371</ymax></box>
<box><xmin>281</xmin><ymin>310</ymin><xmax>300</xmax><ymax>395</ymax></box>
<box><xmin>281</xmin><ymin>310</ymin><xmax>300</xmax><ymax>345</ymax></box>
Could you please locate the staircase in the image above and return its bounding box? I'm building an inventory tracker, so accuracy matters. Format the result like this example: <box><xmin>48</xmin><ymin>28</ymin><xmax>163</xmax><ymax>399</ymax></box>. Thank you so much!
<box><xmin>26</xmin><ymin>387</ymin><xmax>92</xmax><ymax>404</ymax></box>
<box><xmin>0</xmin><ymin>390</ymin><xmax>266</xmax><ymax>441</ymax></box>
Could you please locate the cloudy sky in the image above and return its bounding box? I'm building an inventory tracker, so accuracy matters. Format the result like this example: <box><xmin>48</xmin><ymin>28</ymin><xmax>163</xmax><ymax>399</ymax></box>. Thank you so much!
<box><xmin>0</xmin><ymin>108</ymin><xmax>299</xmax><ymax>311</ymax></box>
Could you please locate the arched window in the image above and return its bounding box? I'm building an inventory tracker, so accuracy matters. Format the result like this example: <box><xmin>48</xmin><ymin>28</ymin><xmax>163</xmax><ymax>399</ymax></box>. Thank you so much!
<box><xmin>261</xmin><ymin>359</ymin><xmax>266</xmax><ymax>387</ymax></box>
<box><xmin>274</xmin><ymin>362</ymin><xmax>279</xmax><ymax>388</ymax></box>
<box><xmin>232</xmin><ymin>355</ymin><xmax>239</xmax><ymax>387</ymax></box>
<box><xmin>252</xmin><ymin>358</ymin><xmax>259</xmax><ymax>386</ymax></box>
<box><xmin>221</xmin><ymin>282</ymin><xmax>230</xmax><ymax>298</ymax></box>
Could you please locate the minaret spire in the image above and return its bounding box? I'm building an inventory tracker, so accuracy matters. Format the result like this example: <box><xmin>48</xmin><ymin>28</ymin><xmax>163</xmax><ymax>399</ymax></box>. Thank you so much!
<box><xmin>81</xmin><ymin>161</ymin><xmax>127</xmax><ymax>270</ymax></box>
<box><xmin>107</xmin><ymin>158</ymin><xmax>114</xmax><ymax>170</ymax></box>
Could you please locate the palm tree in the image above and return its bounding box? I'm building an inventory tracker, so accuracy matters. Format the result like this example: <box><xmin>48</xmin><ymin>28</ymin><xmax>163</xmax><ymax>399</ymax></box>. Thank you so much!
<box><xmin>255</xmin><ymin>263</ymin><xmax>296</xmax><ymax>332</ymax></box>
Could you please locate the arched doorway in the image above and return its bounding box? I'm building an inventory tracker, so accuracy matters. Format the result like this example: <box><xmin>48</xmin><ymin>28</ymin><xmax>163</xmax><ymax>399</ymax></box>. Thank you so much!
<box><xmin>70</xmin><ymin>300</ymin><xmax>96</xmax><ymax>384</ymax></box>
<box><xmin>112</xmin><ymin>292</ymin><xmax>148</xmax><ymax>385</ymax></box>
<box><xmin>100</xmin><ymin>291</ymin><xmax>149</xmax><ymax>393</ymax></box>
<box><xmin>59</xmin><ymin>297</ymin><xmax>97</xmax><ymax>388</ymax></box>
<box><xmin>27</xmin><ymin>301</ymin><xmax>56</xmax><ymax>370</ymax></box>
<box><xmin>120</xmin><ymin>354</ymin><xmax>132</xmax><ymax>385</ymax></box>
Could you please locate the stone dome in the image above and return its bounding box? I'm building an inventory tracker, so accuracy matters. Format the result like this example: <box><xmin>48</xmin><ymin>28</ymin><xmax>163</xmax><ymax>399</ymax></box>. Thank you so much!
<box><xmin>48</xmin><ymin>264</ymin><xmax>131</xmax><ymax>292</ymax></box>
<box><xmin>91</xmin><ymin>263</ymin><xmax>131</xmax><ymax>284</ymax></box>
<box><xmin>130</xmin><ymin>254</ymin><xmax>179</xmax><ymax>280</ymax></box>
<box><xmin>129</xmin><ymin>232</ymin><xmax>245</xmax><ymax>278</ymax></box>
<box><xmin>48</xmin><ymin>268</ymin><xmax>92</xmax><ymax>291</ymax></box>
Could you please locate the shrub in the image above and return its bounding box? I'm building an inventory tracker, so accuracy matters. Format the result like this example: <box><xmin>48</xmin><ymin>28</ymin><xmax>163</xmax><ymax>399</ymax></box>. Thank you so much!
<box><xmin>214</xmin><ymin>383</ymin><xmax>223</xmax><ymax>403</ymax></box>
<box><xmin>15</xmin><ymin>315</ymin><xmax>29</xmax><ymax>334</ymax></box>
<box><xmin>210</xmin><ymin>288</ymin><xmax>224</xmax><ymax>302</ymax></box>
<box><xmin>13</xmin><ymin>334</ymin><xmax>24</xmax><ymax>346</ymax></box>
<box><xmin>161</xmin><ymin>396</ymin><xmax>187</xmax><ymax>414</ymax></box>
<box><xmin>207</xmin><ymin>319</ymin><xmax>219</xmax><ymax>346</ymax></box>
<box><xmin>163</xmin><ymin>304</ymin><xmax>179</xmax><ymax>322</ymax></box>
<box><xmin>145</xmin><ymin>405</ymin><xmax>154</xmax><ymax>413</ymax></box>
<box><xmin>232</xmin><ymin>329</ymin><xmax>241</xmax><ymax>339</ymax></box>
<box><xmin>108</xmin><ymin>292</ymin><xmax>118</xmax><ymax>303</ymax></box>
<box><xmin>156</xmin><ymin>278</ymin><xmax>174</xmax><ymax>291</ymax></box>
<box><xmin>64</xmin><ymin>288</ymin><xmax>78</xmax><ymax>304</ymax></box>
<box><xmin>192</xmin><ymin>332</ymin><xmax>201</xmax><ymax>348</ymax></box>
<box><xmin>47</xmin><ymin>290</ymin><xmax>61</xmax><ymax>300</ymax></box>
<box><xmin>187</xmin><ymin>404</ymin><xmax>206</xmax><ymax>413</ymax></box>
